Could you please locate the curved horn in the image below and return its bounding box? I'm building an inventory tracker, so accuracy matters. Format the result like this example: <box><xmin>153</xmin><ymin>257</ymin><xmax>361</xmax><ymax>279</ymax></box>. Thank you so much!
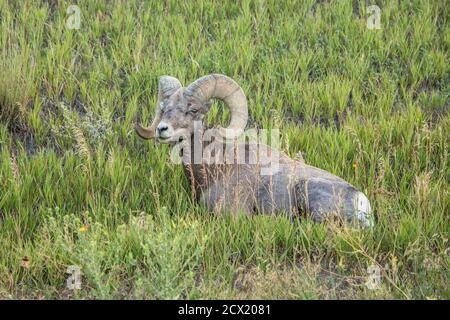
<box><xmin>135</xmin><ymin>76</ymin><xmax>182</xmax><ymax>139</ymax></box>
<box><xmin>135</xmin><ymin>111</ymin><xmax>161</xmax><ymax>139</ymax></box>
<box><xmin>184</xmin><ymin>74</ymin><xmax>248</xmax><ymax>139</ymax></box>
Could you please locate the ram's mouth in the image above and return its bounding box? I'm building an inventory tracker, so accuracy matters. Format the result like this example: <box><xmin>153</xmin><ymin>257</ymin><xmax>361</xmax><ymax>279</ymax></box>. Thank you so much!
<box><xmin>157</xmin><ymin>136</ymin><xmax>171</xmax><ymax>143</ymax></box>
<box><xmin>156</xmin><ymin>135</ymin><xmax>185</xmax><ymax>144</ymax></box>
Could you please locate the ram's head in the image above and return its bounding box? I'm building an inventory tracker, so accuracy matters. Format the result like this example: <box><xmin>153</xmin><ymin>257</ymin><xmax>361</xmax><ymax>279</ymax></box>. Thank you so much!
<box><xmin>136</xmin><ymin>74</ymin><xmax>248</xmax><ymax>143</ymax></box>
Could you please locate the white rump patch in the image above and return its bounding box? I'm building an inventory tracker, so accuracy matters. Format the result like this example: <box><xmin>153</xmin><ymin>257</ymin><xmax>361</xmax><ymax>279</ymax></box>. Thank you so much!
<box><xmin>354</xmin><ymin>192</ymin><xmax>374</xmax><ymax>228</ymax></box>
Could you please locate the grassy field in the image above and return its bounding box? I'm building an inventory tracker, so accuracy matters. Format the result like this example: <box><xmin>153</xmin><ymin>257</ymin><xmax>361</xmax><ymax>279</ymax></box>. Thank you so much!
<box><xmin>0</xmin><ymin>0</ymin><xmax>448</xmax><ymax>299</ymax></box>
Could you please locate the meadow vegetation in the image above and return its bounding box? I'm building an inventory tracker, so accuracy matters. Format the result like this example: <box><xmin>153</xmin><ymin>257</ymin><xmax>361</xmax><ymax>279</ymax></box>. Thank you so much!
<box><xmin>0</xmin><ymin>0</ymin><xmax>448</xmax><ymax>299</ymax></box>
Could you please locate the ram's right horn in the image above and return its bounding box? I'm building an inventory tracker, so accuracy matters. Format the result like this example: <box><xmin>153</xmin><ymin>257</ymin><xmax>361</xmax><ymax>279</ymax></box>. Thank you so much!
<box><xmin>136</xmin><ymin>76</ymin><xmax>182</xmax><ymax>139</ymax></box>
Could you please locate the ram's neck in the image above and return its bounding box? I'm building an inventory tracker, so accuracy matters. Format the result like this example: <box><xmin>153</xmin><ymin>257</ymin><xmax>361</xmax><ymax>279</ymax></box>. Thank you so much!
<box><xmin>178</xmin><ymin>133</ymin><xmax>212</xmax><ymax>199</ymax></box>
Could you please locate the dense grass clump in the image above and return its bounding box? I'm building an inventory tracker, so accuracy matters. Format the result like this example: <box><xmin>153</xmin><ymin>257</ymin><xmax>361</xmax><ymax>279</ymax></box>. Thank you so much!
<box><xmin>0</xmin><ymin>0</ymin><xmax>448</xmax><ymax>299</ymax></box>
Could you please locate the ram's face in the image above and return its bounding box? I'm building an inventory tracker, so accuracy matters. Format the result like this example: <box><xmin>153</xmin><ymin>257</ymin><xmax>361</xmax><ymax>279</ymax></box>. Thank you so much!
<box><xmin>155</xmin><ymin>89</ymin><xmax>209</xmax><ymax>144</ymax></box>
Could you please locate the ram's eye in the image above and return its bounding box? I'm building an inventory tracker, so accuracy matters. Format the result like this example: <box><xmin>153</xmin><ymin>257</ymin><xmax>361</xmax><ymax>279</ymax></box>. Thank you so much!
<box><xmin>186</xmin><ymin>102</ymin><xmax>198</xmax><ymax>114</ymax></box>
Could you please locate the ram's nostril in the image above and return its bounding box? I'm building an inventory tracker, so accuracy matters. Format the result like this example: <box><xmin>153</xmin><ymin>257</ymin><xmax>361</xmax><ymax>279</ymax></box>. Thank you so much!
<box><xmin>157</xmin><ymin>124</ymin><xmax>169</xmax><ymax>134</ymax></box>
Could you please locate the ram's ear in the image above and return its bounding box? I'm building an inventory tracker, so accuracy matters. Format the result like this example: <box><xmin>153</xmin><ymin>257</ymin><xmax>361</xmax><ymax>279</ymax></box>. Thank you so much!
<box><xmin>158</xmin><ymin>76</ymin><xmax>182</xmax><ymax>102</ymax></box>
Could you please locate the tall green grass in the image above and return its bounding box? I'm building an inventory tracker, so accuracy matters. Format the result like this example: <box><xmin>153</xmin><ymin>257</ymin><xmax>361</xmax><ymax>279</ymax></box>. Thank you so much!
<box><xmin>0</xmin><ymin>0</ymin><xmax>448</xmax><ymax>299</ymax></box>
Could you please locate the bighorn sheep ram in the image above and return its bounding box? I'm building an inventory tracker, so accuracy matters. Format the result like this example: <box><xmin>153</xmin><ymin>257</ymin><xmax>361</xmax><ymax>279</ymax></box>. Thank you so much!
<box><xmin>136</xmin><ymin>74</ymin><xmax>373</xmax><ymax>227</ymax></box>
